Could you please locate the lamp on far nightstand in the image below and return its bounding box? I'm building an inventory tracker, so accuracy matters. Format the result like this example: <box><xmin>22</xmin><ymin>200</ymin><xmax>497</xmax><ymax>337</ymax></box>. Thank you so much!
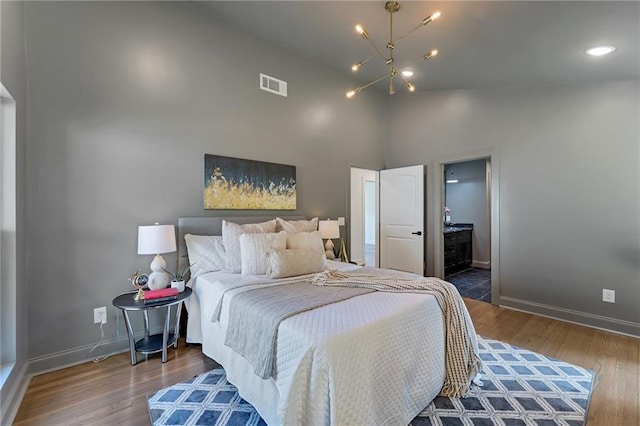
<box><xmin>319</xmin><ymin>219</ymin><xmax>340</xmax><ymax>260</ymax></box>
<box><xmin>138</xmin><ymin>223</ymin><xmax>176</xmax><ymax>291</ymax></box>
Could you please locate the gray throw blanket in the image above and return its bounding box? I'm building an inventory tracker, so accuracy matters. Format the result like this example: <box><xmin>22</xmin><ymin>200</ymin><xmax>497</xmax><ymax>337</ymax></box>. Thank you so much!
<box><xmin>309</xmin><ymin>269</ymin><xmax>483</xmax><ymax>398</ymax></box>
<box><xmin>224</xmin><ymin>281</ymin><xmax>374</xmax><ymax>379</ymax></box>
<box><xmin>209</xmin><ymin>273</ymin><xmax>322</xmax><ymax>322</ymax></box>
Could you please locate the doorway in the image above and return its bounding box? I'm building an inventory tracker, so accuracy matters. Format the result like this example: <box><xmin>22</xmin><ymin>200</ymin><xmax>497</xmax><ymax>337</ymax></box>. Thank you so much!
<box><xmin>349</xmin><ymin>167</ymin><xmax>378</xmax><ymax>267</ymax></box>
<box><xmin>1</xmin><ymin>83</ymin><xmax>17</xmax><ymax>384</ymax></box>
<box><xmin>433</xmin><ymin>149</ymin><xmax>500</xmax><ymax>305</ymax></box>
<box><xmin>443</xmin><ymin>159</ymin><xmax>491</xmax><ymax>302</ymax></box>
<box><xmin>363</xmin><ymin>180</ymin><xmax>376</xmax><ymax>266</ymax></box>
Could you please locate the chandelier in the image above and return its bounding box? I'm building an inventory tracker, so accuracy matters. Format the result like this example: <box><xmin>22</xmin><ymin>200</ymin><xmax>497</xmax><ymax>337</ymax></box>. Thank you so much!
<box><xmin>346</xmin><ymin>1</ymin><xmax>440</xmax><ymax>98</ymax></box>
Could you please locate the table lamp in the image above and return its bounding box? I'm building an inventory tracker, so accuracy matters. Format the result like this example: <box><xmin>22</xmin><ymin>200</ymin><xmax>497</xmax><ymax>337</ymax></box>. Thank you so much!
<box><xmin>319</xmin><ymin>219</ymin><xmax>340</xmax><ymax>260</ymax></box>
<box><xmin>137</xmin><ymin>223</ymin><xmax>176</xmax><ymax>290</ymax></box>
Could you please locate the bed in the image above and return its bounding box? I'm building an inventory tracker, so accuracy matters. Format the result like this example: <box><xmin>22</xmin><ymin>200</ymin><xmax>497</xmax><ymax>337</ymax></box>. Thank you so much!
<box><xmin>179</xmin><ymin>216</ymin><xmax>478</xmax><ymax>426</ymax></box>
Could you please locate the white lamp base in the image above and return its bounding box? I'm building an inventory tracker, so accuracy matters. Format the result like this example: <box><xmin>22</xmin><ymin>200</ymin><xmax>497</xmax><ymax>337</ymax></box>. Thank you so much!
<box><xmin>324</xmin><ymin>239</ymin><xmax>336</xmax><ymax>260</ymax></box>
<box><xmin>148</xmin><ymin>254</ymin><xmax>170</xmax><ymax>290</ymax></box>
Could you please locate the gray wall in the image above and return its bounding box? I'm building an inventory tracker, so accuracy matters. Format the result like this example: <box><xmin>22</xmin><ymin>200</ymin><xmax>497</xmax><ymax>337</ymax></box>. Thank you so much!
<box><xmin>0</xmin><ymin>0</ymin><xmax>28</xmax><ymax>420</ymax></box>
<box><xmin>387</xmin><ymin>81</ymin><xmax>640</xmax><ymax>335</ymax></box>
<box><xmin>445</xmin><ymin>159</ymin><xmax>490</xmax><ymax>266</ymax></box>
<box><xmin>10</xmin><ymin>0</ymin><xmax>640</xmax><ymax>386</ymax></box>
<box><xmin>23</xmin><ymin>1</ymin><xmax>385</xmax><ymax>368</ymax></box>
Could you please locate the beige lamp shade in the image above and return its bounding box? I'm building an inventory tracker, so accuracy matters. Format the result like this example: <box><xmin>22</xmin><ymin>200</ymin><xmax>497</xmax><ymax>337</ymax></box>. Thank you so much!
<box><xmin>318</xmin><ymin>220</ymin><xmax>340</xmax><ymax>239</ymax></box>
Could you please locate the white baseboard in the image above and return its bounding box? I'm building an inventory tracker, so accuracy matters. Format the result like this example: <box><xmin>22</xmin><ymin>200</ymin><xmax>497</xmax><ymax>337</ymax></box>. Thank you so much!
<box><xmin>28</xmin><ymin>326</ymin><xmax>164</xmax><ymax>376</ymax></box>
<box><xmin>1</xmin><ymin>361</ymin><xmax>30</xmax><ymax>426</ymax></box>
<box><xmin>471</xmin><ymin>260</ymin><xmax>491</xmax><ymax>269</ymax></box>
<box><xmin>499</xmin><ymin>296</ymin><xmax>640</xmax><ymax>338</ymax></box>
<box><xmin>29</xmin><ymin>341</ymin><xmax>130</xmax><ymax>377</ymax></box>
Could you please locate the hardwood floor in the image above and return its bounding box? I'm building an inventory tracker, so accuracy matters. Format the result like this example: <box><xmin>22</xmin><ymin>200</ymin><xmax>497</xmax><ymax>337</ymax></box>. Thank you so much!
<box><xmin>14</xmin><ymin>342</ymin><xmax>218</xmax><ymax>425</ymax></box>
<box><xmin>14</xmin><ymin>299</ymin><xmax>639</xmax><ymax>425</ymax></box>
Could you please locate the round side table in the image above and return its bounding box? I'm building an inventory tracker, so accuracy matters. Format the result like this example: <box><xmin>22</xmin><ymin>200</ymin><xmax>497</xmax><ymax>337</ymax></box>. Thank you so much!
<box><xmin>112</xmin><ymin>287</ymin><xmax>192</xmax><ymax>365</ymax></box>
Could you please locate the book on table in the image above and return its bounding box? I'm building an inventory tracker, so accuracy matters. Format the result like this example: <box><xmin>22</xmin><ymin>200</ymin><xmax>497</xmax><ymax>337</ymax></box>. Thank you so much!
<box><xmin>143</xmin><ymin>295</ymin><xmax>178</xmax><ymax>304</ymax></box>
<box><xmin>144</xmin><ymin>287</ymin><xmax>178</xmax><ymax>300</ymax></box>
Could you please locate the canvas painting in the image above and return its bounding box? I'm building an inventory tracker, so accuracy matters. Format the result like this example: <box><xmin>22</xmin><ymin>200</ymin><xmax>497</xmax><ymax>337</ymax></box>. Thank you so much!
<box><xmin>204</xmin><ymin>154</ymin><xmax>296</xmax><ymax>210</ymax></box>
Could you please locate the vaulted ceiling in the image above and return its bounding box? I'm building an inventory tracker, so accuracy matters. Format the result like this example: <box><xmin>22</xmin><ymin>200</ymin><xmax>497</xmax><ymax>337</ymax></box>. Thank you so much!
<box><xmin>197</xmin><ymin>1</ymin><xmax>639</xmax><ymax>93</ymax></box>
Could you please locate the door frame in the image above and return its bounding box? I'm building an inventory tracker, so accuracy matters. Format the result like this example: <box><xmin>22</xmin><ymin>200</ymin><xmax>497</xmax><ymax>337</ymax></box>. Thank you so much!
<box><xmin>432</xmin><ymin>148</ymin><xmax>500</xmax><ymax>304</ymax></box>
<box><xmin>349</xmin><ymin>167</ymin><xmax>379</xmax><ymax>267</ymax></box>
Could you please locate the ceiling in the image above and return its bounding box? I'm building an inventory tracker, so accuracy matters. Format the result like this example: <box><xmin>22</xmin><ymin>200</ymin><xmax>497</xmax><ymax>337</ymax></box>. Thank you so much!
<box><xmin>196</xmin><ymin>1</ymin><xmax>639</xmax><ymax>94</ymax></box>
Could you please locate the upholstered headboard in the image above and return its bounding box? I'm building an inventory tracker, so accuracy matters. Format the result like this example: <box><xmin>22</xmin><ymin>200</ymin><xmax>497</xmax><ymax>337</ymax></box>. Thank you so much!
<box><xmin>177</xmin><ymin>216</ymin><xmax>306</xmax><ymax>266</ymax></box>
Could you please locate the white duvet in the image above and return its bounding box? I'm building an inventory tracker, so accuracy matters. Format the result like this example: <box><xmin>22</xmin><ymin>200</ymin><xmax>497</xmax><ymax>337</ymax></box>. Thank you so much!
<box><xmin>186</xmin><ymin>260</ymin><xmax>446</xmax><ymax>426</ymax></box>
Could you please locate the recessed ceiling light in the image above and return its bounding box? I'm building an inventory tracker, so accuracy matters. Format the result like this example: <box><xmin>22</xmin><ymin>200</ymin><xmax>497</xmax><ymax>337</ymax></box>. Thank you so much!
<box><xmin>585</xmin><ymin>46</ymin><xmax>616</xmax><ymax>56</ymax></box>
<box><xmin>401</xmin><ymin>70</ymin><xmax>414</xmax><ymax>77</ymax></box>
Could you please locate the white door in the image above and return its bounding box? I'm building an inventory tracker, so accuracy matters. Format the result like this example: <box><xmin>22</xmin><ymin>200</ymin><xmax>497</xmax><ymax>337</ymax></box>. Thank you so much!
<box><xmin>380</xmin><ymin>165</ymin><xmax>425</xmax><ymax>275</ymax></box>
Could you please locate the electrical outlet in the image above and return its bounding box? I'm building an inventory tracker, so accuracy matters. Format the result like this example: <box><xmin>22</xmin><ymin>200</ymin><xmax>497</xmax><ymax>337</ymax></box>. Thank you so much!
<box><xmin>94</xmin><ymin>306</ymin><xmax>107</xmax><ymax>324</ymax></box>
<box><xmin>602</xmin><ymin>289</ymin><xmax>615</xmax><ymax>304</ymax></box>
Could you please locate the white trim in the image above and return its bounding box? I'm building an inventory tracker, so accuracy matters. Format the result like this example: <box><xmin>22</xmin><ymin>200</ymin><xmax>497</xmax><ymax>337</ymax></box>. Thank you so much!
<box><xmin>29</xmin><ymin>346</ymin><xmax>129</xmax><ymax>377</ymax></box>
<box><xmin>0</xmin><ymin>362</ymin><xmax>14</xmax><ymax>388</ymax></box>
<box><xmin>349</xmin><ymin>167</ymin><xmax>380</xmax><ymax>268</ymax></box>
<box><xmin>28</xmin><ymin>326</ymin><xmax>163</xmax><ymax>376</ymax></box>
<box><xmin>432</xmin><ymin>148</ymin><xmax>500</xmax><ymax>305</ymax></box>
<box><xmin>499</xmin><ymin>296</ymin><xmax>640</xmax><ymax>338</ymax></box>
<box><xmin>1</xmin><ymin>83</ymin><xmax>17</xmax><ymax>372</ymax></box>
<box><xmin>0</xmin><ymin>361</ymin><xmax>29</xmax><ymax>426</ymax></box>
<box><xmin>471</xmin><ymin>260</ymin><xmax>491</xmax><ymax>269</ymax></box>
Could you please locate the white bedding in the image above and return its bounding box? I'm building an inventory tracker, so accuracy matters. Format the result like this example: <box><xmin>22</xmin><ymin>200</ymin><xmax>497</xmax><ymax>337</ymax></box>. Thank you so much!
<box><xmin>186</xmin><ymin>260</ymin><xmax>446</xmax><ymax>425</ymax></box>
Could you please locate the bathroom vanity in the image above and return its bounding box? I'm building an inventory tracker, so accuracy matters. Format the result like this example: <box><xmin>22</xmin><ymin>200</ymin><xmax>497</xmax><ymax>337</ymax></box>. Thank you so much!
<box><xmin>444</xmin><ymin>223</ymin><xmax>473</xmax><ymax>276</ymax></box>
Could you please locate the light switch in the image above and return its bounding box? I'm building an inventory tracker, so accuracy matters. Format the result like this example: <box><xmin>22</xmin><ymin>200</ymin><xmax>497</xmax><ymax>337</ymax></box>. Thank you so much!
<box><xmin>338</xmin><ymin>217</ymin><xmax>345</xmax><ymax>226</ymax></box>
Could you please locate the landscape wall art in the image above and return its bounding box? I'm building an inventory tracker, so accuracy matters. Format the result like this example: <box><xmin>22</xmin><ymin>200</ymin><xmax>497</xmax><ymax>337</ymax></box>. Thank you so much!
<box><xmin>203</xmin><ymin>154</ymin><xmax>296</xmax><ymax>210</ymax></box>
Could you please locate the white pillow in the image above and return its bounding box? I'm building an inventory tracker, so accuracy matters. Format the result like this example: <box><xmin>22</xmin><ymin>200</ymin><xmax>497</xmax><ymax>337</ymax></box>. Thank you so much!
<box><xmin>222</xmin><ymin>219</ymin><xmax>276</xmax><ymax>273</ymax></box>
<box><xmin>266</xmin><ymin>248</ymin><xmax>326</xmax><ymax>279</ymax></box>
<box><xmin>184</xmin><ymin>234</ymin><xmax>225</xmax><ymax>278</ymax></box>
<box><xmin>286</xmin><ymin>230</ymin><xmax>325</xmax><ymax>254</ymax></box>
<box><xmin>275</xmin><ymin>217</ymin><xmax>318</xmax><ymax>233</ymax></box>
<box><xmin>239</xmin><ymin>233</ymin><xmax>287</xmax><ymax>275</ymax></box>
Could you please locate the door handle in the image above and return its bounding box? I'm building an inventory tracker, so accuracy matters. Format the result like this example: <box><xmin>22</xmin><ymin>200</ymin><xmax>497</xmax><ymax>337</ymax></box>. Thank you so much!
<box><xmin>411</xmin><ymin>231</ymin><xmax>422</xmax><ymax>236</ymax></box>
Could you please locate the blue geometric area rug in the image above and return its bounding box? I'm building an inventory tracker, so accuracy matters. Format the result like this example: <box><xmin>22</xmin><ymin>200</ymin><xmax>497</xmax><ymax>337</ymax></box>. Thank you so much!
<box><xmin>147</xmin><ymin>337</ymin><xmax>594</xmax><ymax>425</ymax></box>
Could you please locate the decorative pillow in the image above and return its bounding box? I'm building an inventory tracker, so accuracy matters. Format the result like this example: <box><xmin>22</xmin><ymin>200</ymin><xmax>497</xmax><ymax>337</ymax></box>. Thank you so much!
<box><xmin>266</xmin><ymin>248</ymin><xmax>326</xmax><ymax>279</ymax></box>
<box><xmin>275</xmin><ymin>217</ymin><xmax>319</xmax><ymax>233</ymax></box>
<box><xmin>184</xmin><ymin>234</ymin><xmax>225</xmax><ymax>278</ymax></box>
<box><xmin>285</xmin><ymin>230</ymin><xmax>325</xmax><ymax>255</ymax></box>
<box><xmin>222</xmin><ymin>219</ymin><xmax>277</xmax><ymax>273</ymax></box>
<box><xmin>239</xmin><ymin>233</ymin><xmax>287</xmax><ymax>276</ymax></box>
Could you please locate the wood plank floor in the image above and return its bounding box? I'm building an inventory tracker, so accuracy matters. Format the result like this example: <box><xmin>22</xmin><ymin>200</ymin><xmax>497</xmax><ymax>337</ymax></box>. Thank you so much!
<box><xmin>14</xmin><ymin>299</ymin><xmax>639</xmax><ymax>425</ymax></box>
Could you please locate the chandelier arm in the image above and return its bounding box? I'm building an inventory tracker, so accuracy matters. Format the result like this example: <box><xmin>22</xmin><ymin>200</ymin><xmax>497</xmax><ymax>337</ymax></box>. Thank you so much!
<box><xmin>356</xmin><ymin>52</ymin><xmax>379</xmax><ymax>68</ymax></box>
<box><xmin>395</xmin><ymin>69</ymin><xmax>415</xmax><ymax>92</ymax></box>
<box><xmin>394</xmin><ymin>67</ymin><xmax>410</xmax><ymax>85</ymax></box>
<box><xmin>360</xmin><ymin>72</ymin><xmax>394</xmax><ymax>92</ymax></box>
<box><xmin>389</xmin><ymin>6</ymin><xmax>394</xmax><ymax>63</ymax></box>
<box><xmin>365</xmin><ymin>37</ymin><xmax>391</xmax><ymax>63</ymax></box>
<box><xmin>394</xmin><ymin>11</ymin><xmax>440</xmax><ymax>44</ymax></box>
<box><xmin>392</xmin><ymin>22</ymin><xmax>424</xmax><ymax>45</ymax></box>
<box><xmin>395</xmin><ymin>50</ymin><xmax>438</xmax><ymax>74</ymax></box>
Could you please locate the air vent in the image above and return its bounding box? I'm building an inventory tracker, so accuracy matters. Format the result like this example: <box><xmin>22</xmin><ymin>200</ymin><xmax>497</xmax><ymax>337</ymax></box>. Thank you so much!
<box><xmin>260</xmin><ymin>73</ymin><xmax>287</xmax><ymax>97</ymax></box>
